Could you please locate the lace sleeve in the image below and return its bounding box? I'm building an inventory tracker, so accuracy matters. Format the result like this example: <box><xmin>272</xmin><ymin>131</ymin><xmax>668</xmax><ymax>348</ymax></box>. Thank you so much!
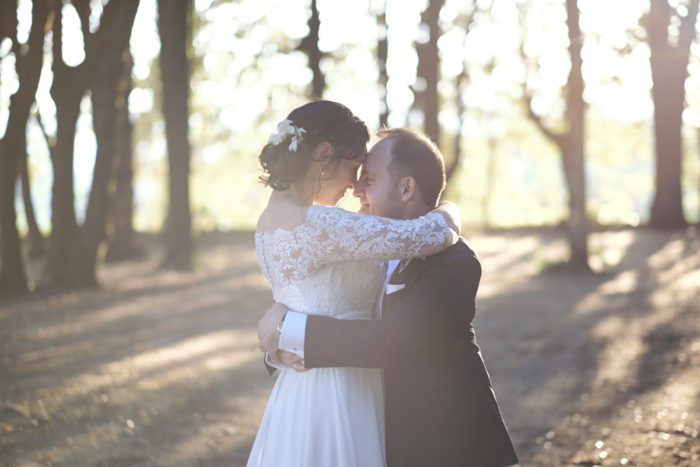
<box><xmin>302</xmin><ymin>205</ymin><xmax>459</xmax><ymax>264</ymax></box>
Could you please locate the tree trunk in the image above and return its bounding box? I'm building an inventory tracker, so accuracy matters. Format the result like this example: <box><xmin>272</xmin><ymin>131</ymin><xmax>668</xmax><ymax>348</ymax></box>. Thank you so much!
<box><xmin>48</xmin><ymin>0</ymin><xmax>91</xmax><ymax>287</ymax></box>
<box><xmin>47</xmin><ymin>96</ymin><xmax>84</xmax><ymax>286</ymax></box>
<box><xmin>562</xmin><ymin>0</ymin><xmax>588</xmax><ymax>270</ymax></box>
<box><xmin>446</xmin><ymin>66</ymin><xmax>468</xmax><ymax>182</ymax></box>
<box><xmin>0</xmin><ymin>0</ymin><xmax>48</xmax><ymax>296</ymax></box>
<box><xmin>0</xmin><ymin>0</ymin><xmax>17</xmax><ymax>47</ymax></box>
<box><xmin>158</xmin><ymin>0</ymin><xmax>193</xmax><ymax>270</ymax></box>
<box><xmin>413</xmin><ymin>0</ymin><xmax>444</xmax><ymax>145</ymax></box>
<box><xmin>446</xmin><ymin>12</ymin><xmax>475</xmax><ymax>183</ymax></box>
<box><xmin>0</xmin><ymin>0</ymin><xmax>17</xmax><ymax>79</ymax></box>
<box><xmin>106</xmin><ymin>49</ymin><xmax>142</xmax><ymax>262</ymax></box>
<box><xmin>298</xmin><ymin>0</ymin><xmax>325</xmax><ymax>98</ymax></box>
<box><xmin>524</xmin><ymin>0</ymin><xmax>589</xmax><ymax>271</ymax></box>
<box><xmin>78</xmin><ymin>1</ymin><xmax>140</xmax><ymax>283</ymax></box>
<box><xmin>0</xmin><ymin>149</ymin><xmax>26</xmax><ymax>296</ymax></box>
<box><xmin>48</xmin><ymin>0</ymin><xmax>140</xmax><ymax>287</ymax></box>
<box><xmin>647</xmin><ymin>0</ymin><xmax>698</xmax><ymax>228</ymax></box>
<box><xmin>482</xmin><ymin>133</ymin><xmax>497</xmax><ymax>227</ymax></box>
<box><xmin>377</xmin><ymin>4</ymin><xmax>389</xmax><ymax>128</ymax></box>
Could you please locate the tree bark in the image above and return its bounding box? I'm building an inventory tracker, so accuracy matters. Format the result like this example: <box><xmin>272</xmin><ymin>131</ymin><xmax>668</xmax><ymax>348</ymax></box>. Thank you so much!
<box><xmin>562</xmin><ymin>0</ymin><xmax>588</xmax><ymax>269</ymax></box>
<box><xmin>377</xmin><ymin>4</ymin><xmax>389</xmax><ymax>128</ymax></box>
<box><xmin>413</xmin><ymin>0</ymin><xmax>444</xmax><ymax>145</ymax></box>
<box><xmin>48</xmin><ymin>0</ymin><xmax>140</xmax><ymax>287</ymax></box>
<box><xmin>106</xmin><ymin>49</ymin><xmax>141</xmax><ymax>262</ymax></box>
<box><xmin>446</xmin><ymin>12</ymin><xmax>475</xmax><ymax>183</ymax></box>
<box><xmin>524</xmin><ymin>0</ymin><xmax>589</xmax><ymax>271</ymax></box>
<box><xmin>446</xmin><ymin>66</ymin><xmax>468</xmax><ymax>182</ymax></box>
<box><xmin>647</xmin><ymin>0</ymin><xmax>698</xmax><ymax>228</ymax></box>
<box><xmin>158</xmin><ymin>0</ymin><xmax>193</xmax><ymax>270</ymax></box>
<box><xmin>298</xmin><ymin>0</ymin><xmax>325</xmax><ymax>98</ymax></box>
<box><xmin>482</xmin><ymin>133</ymin><xmax>497</xmax><ymax>226</ymax></box>
<box><xmin>79</xmin><ymin>0</ymin><xmax>140</xmax><ymax>282</ymax></box>
<box><xmin>0</xmin><ymin>0</ymin><xmax>17</xmax><ymax>45</ymax></box>
<box><xmin>0</xmin><ymin>0</ymin><xmax>48</xmax><ymax>296</ymax></box>
<box><xmin>48</xmin><ymin>0</ymin><xmax>92</xmax><ymax>287</ymax></box>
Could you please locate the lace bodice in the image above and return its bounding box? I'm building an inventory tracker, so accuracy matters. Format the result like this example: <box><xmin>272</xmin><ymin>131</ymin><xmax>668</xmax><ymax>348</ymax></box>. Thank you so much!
<box><xmin>255</xmin><ymin>205</ymin><xmax>458</xmax><ymax>317</ymax></box>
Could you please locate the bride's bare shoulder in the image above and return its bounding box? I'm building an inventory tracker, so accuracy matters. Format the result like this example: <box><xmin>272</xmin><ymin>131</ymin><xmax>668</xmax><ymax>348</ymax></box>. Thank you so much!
<box><xmin>257</xmin><ymin>202</ymin><xmax>310</xmax><ymax>234</ymax></box>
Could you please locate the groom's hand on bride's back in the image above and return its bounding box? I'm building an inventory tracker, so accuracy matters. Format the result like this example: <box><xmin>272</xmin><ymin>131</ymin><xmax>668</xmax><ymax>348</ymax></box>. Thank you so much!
<box><xmin>258</xmin><ymin>302</ymin><xmax>288</xmax><ymax>365</ymax></box>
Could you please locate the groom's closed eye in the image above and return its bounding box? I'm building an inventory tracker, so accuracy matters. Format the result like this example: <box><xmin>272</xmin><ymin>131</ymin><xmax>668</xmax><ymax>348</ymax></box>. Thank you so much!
<box><xmin>357</xmin><ymin>174</ymin><xmax>373</xmax><ymax>188</ymax></box>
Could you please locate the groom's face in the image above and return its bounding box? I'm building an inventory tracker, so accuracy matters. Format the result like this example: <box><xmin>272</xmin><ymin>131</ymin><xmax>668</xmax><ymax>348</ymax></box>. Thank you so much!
<box><xmin>354</xmin><ymin>138</ymin><xmax>403</xmax><ymax>219</ymax></box>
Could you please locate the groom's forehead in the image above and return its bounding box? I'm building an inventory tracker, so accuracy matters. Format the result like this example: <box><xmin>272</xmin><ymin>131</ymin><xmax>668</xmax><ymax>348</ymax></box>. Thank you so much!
<box><xmin>365</xmin><ymin>140</ymin><xmax>394</xmax><ymax>169</ymax></box>
<box><xmin>360</xmin><ymin>154</ymin><xmax>382</xmax><ymax>175</ymax></box>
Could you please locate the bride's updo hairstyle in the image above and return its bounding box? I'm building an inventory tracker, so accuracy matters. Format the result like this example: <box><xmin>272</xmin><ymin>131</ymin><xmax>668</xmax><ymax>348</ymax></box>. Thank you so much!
<box><xmin>259</xmin><ymin>100</ymin><xmax>369</xmax><ymax>191</ymax></box>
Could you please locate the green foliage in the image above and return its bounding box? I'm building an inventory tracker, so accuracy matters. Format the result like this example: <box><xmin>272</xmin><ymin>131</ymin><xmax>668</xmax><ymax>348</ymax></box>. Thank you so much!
<box><xmin>4</xmin><ymin>0</ymin><xmax>700</xmax><ymax>234</ymax></box>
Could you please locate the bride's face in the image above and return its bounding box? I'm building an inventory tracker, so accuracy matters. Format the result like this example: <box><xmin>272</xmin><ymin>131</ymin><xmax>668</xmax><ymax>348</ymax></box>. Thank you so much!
<box><xmin>313</xmin><ymin>155</ymin><xmax>364</xmax><ymax>206</ymax></box>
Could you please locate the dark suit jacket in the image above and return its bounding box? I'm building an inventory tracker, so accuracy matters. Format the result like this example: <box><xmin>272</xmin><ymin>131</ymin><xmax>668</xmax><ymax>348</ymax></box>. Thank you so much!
<box><xmin>305</xmin><ymin>239</ymin><xmax>519</xmax><ymax>467</ymax></box>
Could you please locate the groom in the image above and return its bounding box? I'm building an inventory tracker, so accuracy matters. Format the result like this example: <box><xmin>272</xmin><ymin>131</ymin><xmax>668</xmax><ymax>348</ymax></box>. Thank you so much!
<box><xmin>258</xmin><ymin>128</ymin><xmax>518</xmax><ymax>467</ymax></box>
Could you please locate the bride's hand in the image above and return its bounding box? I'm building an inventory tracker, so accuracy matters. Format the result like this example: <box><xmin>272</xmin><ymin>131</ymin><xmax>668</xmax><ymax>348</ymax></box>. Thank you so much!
<box><xmin>434</xmin><ymin>201</ymin><xmax>461</xmax><ymax>237</ymax></box>
<box><xmin>277</xmin><ymin>350</ymin><xmax>307</xmax><ymax>372</ymax></box>
<box><xmin>258</xmin><ymin>302</ymin><xmax>288</xmax><ymax>364</ymax></box>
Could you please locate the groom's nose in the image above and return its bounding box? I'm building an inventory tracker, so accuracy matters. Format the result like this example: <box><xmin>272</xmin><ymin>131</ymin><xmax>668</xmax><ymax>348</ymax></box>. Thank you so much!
<box><xmin>353</xmin><ymin>184</ymin><xmax>364</xmax><ymax>198</ymax></box>
<box><xmin>354</xmin><ymin>177</ymin><xmax>367</xmax><ymax>194</ymax></box>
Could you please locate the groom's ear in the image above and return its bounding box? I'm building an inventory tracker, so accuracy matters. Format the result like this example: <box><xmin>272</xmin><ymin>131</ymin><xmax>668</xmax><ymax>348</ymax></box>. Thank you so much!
<box><xmin>398</xmin><ymin>176</ymin><xmax>417</xmax><ymax>202</ymax></box>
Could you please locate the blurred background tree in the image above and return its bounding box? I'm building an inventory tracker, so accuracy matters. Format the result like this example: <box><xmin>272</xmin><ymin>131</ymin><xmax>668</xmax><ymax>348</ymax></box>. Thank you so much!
<box><xmin>647</xmin><ymin>0</ymin><xmax>699</xmax><ymax>228</ymax></box>
<box><xmin>45</xmin><ymin>0</ymin><xmax>139</xmax><ymax>288</ymax></box>
<box><xmin>1</xmin><ymin>0</ymin><xmax>699</xmax><ymax>296</ymax></box>
<box><xmin>520</xmin><ymin>0</ymin><xmax>589</xmax><ymax>270</ymax></box>
<box><xmin>298</xmin><ymin>0</ymin><xmax>324</xmax><ymax>98</ymax></box>
<box><xmin>158</xmin><ymin>0</ymin><xmax>193</xmax><ymax>270</ymax></box>
<box><xmin>0</xmin><ymin>0</ymin><xmax>46</xmax><ymax>295</ymax></box>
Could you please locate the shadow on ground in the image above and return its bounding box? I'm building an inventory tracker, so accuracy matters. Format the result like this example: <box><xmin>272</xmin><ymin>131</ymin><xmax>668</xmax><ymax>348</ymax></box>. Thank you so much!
<box><xmin>473</xmin><ymin>227</ymin><xmax>700</xmax><ymax>465</ymax></box>
<box><xmin>1</xmin><ymin>228</ymin><xmax>698</xmax><ymax>466</ymax></box>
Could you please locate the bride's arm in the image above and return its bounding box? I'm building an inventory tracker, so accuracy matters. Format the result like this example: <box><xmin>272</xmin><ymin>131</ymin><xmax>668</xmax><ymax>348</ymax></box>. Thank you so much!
<box><xmin>303</xmin><ymin>202</ymin><xmax>461</xmax><ymax>264</ymax></box>
<box><xmin>434</xmin><ymin>201</ymin><xmax>461</xmax><ymax>236</ymax></box>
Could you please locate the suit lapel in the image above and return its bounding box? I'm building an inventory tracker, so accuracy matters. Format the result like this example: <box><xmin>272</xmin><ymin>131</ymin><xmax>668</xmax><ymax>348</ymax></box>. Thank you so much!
<box><xmin>375</xmin><ymin>261</ymin><xmax>389</xmax><ymax>319</ymax></box>
<box><xmin>382</xmin><ymin>257</ymin><xmax>431</xmax><ymax>310</ymax></box>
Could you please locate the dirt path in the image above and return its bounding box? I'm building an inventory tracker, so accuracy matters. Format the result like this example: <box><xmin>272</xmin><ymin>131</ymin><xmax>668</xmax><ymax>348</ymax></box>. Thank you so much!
<box><xmin>1</xmin><ymin>228</ymin><xmax>698</xmax><ymax>466</ymax></box>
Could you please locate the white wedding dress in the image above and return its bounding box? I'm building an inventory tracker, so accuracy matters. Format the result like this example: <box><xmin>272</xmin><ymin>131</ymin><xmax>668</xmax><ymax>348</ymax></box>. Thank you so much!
<box><xmin>248</xmin><ymin>205</ymin><xmax>458</xmax><ymax>467</ymax></box>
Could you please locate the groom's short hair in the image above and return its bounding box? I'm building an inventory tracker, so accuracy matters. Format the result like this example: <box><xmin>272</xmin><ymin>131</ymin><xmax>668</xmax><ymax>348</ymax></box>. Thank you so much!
<box><xmin>378</xmin><ymin>128</ymin><xmax>446</xmax><ymax>207</ymax></box>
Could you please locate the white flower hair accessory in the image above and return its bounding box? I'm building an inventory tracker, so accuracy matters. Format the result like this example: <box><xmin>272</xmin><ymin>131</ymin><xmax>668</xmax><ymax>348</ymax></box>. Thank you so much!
<box><xmin>268</xmin><ymin>119</ymin><xmax>307</xmax><ymax>152</ymax></box>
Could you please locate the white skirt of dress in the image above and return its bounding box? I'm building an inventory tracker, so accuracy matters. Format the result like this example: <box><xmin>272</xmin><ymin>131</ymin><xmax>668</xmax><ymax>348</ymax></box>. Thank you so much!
<box><xmin>247</xmin><ymin>365</ymin><xmax>386</xmax><ymax>467</ymax></box>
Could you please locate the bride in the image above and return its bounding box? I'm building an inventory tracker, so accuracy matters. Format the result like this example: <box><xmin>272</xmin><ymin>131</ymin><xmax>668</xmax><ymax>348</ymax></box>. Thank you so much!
<box><xmin>248</xmin><ymin>100</ymin><xmax>460</xmax><ymax>467</ymax></box>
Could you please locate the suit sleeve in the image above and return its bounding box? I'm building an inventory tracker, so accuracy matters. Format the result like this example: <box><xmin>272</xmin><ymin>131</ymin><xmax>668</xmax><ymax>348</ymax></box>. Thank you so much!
<box><xmin>263</xmin><ymin>356</ymin><xmax>277</xmax><ymax>375</ymax></box>
<box><xmin>305</xmin><ymin>250</ymin><xmax>481</xmax><ymax>369</ymax></box>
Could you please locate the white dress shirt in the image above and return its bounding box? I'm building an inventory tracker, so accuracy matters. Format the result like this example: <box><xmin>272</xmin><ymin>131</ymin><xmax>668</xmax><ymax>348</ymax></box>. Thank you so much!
<box><xmin>274</xmin><ymin>259</ymin><xmax>400</xmax><ymax>367</ymax></box>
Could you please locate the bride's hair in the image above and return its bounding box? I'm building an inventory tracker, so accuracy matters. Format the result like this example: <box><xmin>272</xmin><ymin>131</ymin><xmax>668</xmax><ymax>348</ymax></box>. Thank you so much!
<box><xmin>259</xmin><ymin>100</ymin><xmax>369</xmax><ymax>191</ymax></box>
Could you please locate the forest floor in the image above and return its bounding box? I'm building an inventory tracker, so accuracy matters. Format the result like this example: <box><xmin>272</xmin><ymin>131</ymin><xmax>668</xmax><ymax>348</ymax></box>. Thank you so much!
<box><xmin>0</xmin><ymin>227</ymin><xmax>699</xmax><ymax>467</ymax></box>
